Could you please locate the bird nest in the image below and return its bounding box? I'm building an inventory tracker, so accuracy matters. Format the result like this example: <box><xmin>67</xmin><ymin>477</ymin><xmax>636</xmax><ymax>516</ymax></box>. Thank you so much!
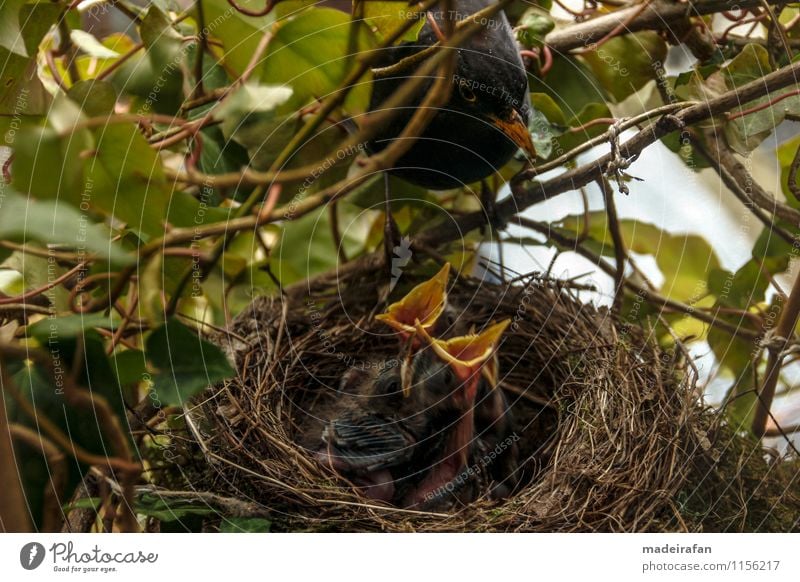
<box><xmin>175</xmin><ymin>264</ymin><xmax>707</xmax><ymax>532</ymax></box>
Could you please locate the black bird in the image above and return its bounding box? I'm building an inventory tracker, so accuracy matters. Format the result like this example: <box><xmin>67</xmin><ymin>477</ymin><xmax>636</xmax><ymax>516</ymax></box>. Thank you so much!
<box><xmin>367</xmin><ymin>0</ymin><xmax>535</xmax><ymax>190</ymax></box>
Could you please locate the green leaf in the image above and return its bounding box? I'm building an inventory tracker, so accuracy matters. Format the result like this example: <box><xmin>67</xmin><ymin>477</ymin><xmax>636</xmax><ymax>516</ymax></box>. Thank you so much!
<box><xmin>67</xmin><ymin>79</ymin><xmax>118</xmax><ymax>116</ymax></box>
<box><xmin>0</xmin><ymin>190</ymin><xmax>133</xmax><ymax>265</ymax></box>
<box><xmin>558</xmin><ymin>211</ymin><xmax>719</xmax><ymax>302</ymax></box>
<box><xmin>136</xmin><ymin>492</ymin><xmax>217</xmax><ymax>522</ymax></box>
<box><xmin>0</xmin><ymin>1</ymin><xmax>60</xmax><ymax>115</ymax></box>
<box><xmin>110</xmin><ymin>350</ymin><xmax>149</xmax><ymax>387</ymax></box>
<box><xmin>70</xmin><ymin>30</ymin><xmax>121</xmax><ymax>59</ymax></box>
<box><xmin>707</xmin><ymin>323</ymin><xmax>758</xmax><ymax>433</ymax></box>
<box><xmin>528</xmin><ymin>106</ymin><xmax>554</xmax><ymax>160</ymax></box>
<box><xmin>219</xmin><ymin>517</ymin><xmax>271</xmax><ymax>532</ymax></box>
<box><xmin>273</xmin><ymin>207</ymin><xmax>341</xmax><ymax>283</ymax></box>
<box><xmin>28</xmin><ymin>314</ymin><xmax>120</xmax><ymax>344</ymax></box>
<box><xmin>581</xmin><ymin>32</ymin><xmax>667</xmax><ymax>103</ymax></box>
<box><xmin>195</xmin><ymin>126</ymin><xmax>255</xmax><ymax>201</ymax></box>
<box><xmin>696</xmin><ymin>44</ymin><xmax>800</xmax><ymax>154</ymax></box>
<box><xmin>140</xmin><ymin>4</ymin><xmax>184</xmax><ymax>64</ymax></box>
<box><xmin>530</xmin><ymin>92</ymin><xmax>566</xmax><ymax>125</ymax></box>
<box><xmin>86</xmin><ymin>123</ymin><xmax>171</xmax><ymax>237</ymax></box>
<box><xmin>555</xmin><ymin>102</ymin><xmax>612</xmax><ymax>153</ymax></box>
<box><xmin>528</xmin><ymin>54</ymin><xmax>606</xmax><ymax>115</ymax></box>
<box><xmin>260</xmin><ymin>8</ymin><xmax>377</xmax><ymax>113</ymax></box>
<box><xmin>216</xmin><ymin>82</ymin><xmax>294</xmax><ymax>137</ymax></box>
<box><xmin>200</xmin><ymin>0</ymin><xmax>276</xmax><ymax>77</ymax></box>
<box><xmin>63</xmin><ymin>497</ymin><xmax>102</xmax><ymax>513</ymax></box>
<box><xmin>363</xmin><ymin>1</ymin><xmax>424</xmax><ymax>43</ymax></box>
<box><xmin>777</xmin><ymin>134</ymin><xmax>800</xmax><ymax>203</ymax></box>
<box><xmin>515</xmin><ymin>9</ymin><xmax>554</xmax><ymax>49</ymax></box>
<box><xmin>167</xmin><ymin>191</ymin><xmax>232</xmax><ymax>228</ymax></box>
<box><xmin>0</xmin><ymin>0</ymin><xmax>30</xmax><ymax>57</ymax></box>
<box><xmin>145</xmin><ymin>318</ymin><xmax>235</xmax><ymax>406</ymax></box>
<box><xmin>11</xmin><ymin>96</ymin><xmax>92</xmax><ymax>200</ymax></box>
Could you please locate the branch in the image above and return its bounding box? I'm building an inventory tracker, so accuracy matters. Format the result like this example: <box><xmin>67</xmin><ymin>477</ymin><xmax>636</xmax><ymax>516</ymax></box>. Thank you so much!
<box><xmin>429</xmin><ymin>59</ymin><xmax>800</xmax><ymax>245</ymax></box>
<box><xmin>752</xmin><ymin>270</ymin><xmax>800</xmax><ymax>437</ymax></box>
<box><xmin>0</xmin><ymin>364</ymin><xmax>32</xmax><ymax>532</ymax></box>
<box><xmin>544</xmin><ymin>0</ymin><xmax>796</xmax><ymax>53</ymax></box>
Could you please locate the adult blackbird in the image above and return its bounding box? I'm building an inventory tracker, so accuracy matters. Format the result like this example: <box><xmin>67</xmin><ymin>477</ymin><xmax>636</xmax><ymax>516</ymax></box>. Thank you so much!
<box><xmin>367</xmin><ymin>0</ymin><xmax>535</xmax><ymax>190</ymax></box>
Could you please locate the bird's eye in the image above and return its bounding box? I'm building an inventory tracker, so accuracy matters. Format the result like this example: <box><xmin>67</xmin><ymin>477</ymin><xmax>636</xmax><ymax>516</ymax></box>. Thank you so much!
<box><xmin>382</xmin><ymin>379</ymin><xmax>400</xmax><ymax>396</ymax></box>
<box><xmin>459</xmin><ymin>83</ymin><xmax>477</xmax><ymax>103</ymax></box>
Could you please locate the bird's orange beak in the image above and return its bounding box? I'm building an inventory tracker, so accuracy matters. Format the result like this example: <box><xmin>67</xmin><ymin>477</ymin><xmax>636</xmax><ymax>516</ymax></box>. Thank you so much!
<box><xmin>490</xmin><ymin>109</ymin><xmax>536</xmax><ymax>159</ymax></box>
<box><xmin>415</xmin><ymin>319</ymin><xmax>510</xmax><ymax>394</ymax></box>
<box><xmin>376</xmin><ymin>263</ymin><xmax>451</xmax><ymax>338</ymax></box>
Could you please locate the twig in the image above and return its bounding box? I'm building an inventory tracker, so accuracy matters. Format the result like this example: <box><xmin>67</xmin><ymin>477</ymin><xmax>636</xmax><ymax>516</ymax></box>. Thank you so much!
<box><xmin>0</xmin><ymin>263</ymin><xmax>86</xmax><ymax>306</ymax></box>
<box><xmin>727</xmin><ymin>88</ymin><xmax>800</xmax><ymax>121</ymax></box>
<box><xmin>516</xmin><ymin>217</ymin><xmax>760</xmax><ymax>340</ymax></box>
<box><xmin>704</xmin><ymin>130</ymin><xmax>800</xmax><ymax>226</ymax></box>
<box><xmin>226</xmin><ymin>0</ymin><xmax>276</xmax><ymax>17</ymax></box>
<box><xmin>9</xmin><ymin>424</ymin><xmax>67</xmax><ymax>531</ymax></box>
<box><xmin>752</xmin><ymin>269</ymin><xmax>800</xmax><ymax>437</ymax></box>
<box><xmin>599</xmin><ymin>177</ymin><xmax>627</xmax><ymax>313</ymax></box>
<box><xmin>789</xmin><ymin>142</ymin><xmax>800</xmax><ymax>201</ymax></box>
<box><xmin>193</xmin><ymin>0</ymin><xmax>207</xmax><ymax>99</ymax></box>
<box><xmin>574</xmin><ymin>0</ymin><xmax>655</xmax><ymax>54</ymax></box>
<box><xmin>0</xmin><ymin>364</ymin><xmax>33</xmax><ymax>532</ymax></box>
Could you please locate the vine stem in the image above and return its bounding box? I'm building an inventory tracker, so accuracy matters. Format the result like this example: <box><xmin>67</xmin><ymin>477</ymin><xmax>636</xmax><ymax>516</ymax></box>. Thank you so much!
<box><xmin>752</xmin><ymin>269</ymin><xmax>800</xmax><ymax>437</ymax></box>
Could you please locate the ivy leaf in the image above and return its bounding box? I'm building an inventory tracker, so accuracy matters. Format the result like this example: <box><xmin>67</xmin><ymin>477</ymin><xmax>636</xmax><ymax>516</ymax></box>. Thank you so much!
<box><xmin>70</xmin><ymin>30</ymin><xmax>121</xmax><ymax>59</ymax></box>
<box><xmin>28</xmin><ymin>314</ymin><xmax>120</xmax><ymax>344</ymax></box>
<box><xmin>261</xmin><ymin>8</ymin><xmax>377</xmax><ymax>113</ymax></box>
<box><xmin>146</xmin><ymin>318</ymin><xmax>235</xmax><ymax>406</ymax></box>
<box><xmin>581</xmin><ymin>32</ymin><xmax>667</xmax><ymax>103</ymax></box>
<box><xmin>200</xmin><ymin>0</ymin><xmax>276</xmax><ymax>77</ymax></box>
<box><xmin>695</xmin><ymin>44</ymin><xmax>800</xmax><ymax>154</ymax></box>
<box><xmin>135</xmin><ymin>492</ymin><xmax>217</xmax><ymax>522</ymax></box>
<box><xmin>0</xmin><ymin>1</ymin><xmax>60</xmax><ymax>115</ymax></box>
<box><xmin>363</xmin><ymin>1</ymin><xmax>424</xmax><ymax>43</ymax></box>
<box><xmin>86</xmin><ymin>123</ymin><xmax>171</xmax><ymax>238</ymax></box>
<box><xmin>557</xmin><ymin>211</ymin><xmax>720</xmax><ymax>302</ymax></box>
<box><xmin>0</xmin><ymin>0</ymin><xmax>29</xmax><ymax>57</ymax></box>
<box><xmin>777</xmin><ymin>135</ymin><xmax>800</xmax><ymax>203</ymax></box>
<box><xmin>67</xmin><ymin>79</ymin><xmax>118</xmax><ymax>116</ymax></box>
<box><xmin>0</xmin><ymin>190</ymin><xmax>133</xmax><ymax>265</ymax></box>
<box><xmin>515</xmin><ymin>9</ymin><xmax>554</xmax><ymax>50</ymax></box>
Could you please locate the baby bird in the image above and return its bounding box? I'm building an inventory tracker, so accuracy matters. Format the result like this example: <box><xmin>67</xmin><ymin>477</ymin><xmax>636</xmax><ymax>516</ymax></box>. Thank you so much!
<box><xmin>315</xmin><ymin>348</ymin><xmax>517</xmax><ymax>509</ymax></box>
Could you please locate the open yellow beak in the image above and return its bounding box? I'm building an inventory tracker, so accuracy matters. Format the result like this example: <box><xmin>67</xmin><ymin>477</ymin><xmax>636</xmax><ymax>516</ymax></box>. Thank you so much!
<box><xmin>490</xmin><ymin>109</ymin><xmax>536</xmax><ymax>159</ymax></box>
<box><xmin>376</xmin><ymin>263</ymin><xmax>451</xmax><ymax>337</ymax></box>
<box><xmin>415</xmin><ymin>319</ymin><xmax>510</xmax><ymax>381</ymax></box>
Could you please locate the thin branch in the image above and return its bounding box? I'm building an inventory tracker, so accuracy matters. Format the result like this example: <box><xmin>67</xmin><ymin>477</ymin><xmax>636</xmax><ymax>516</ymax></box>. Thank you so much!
<box><xmin>0</xmin><ymin>364</ymin><xmax>33</xmax><ymax>532</ymax></box>
<box><xmin>544</xmin><ymin>0</ymin><xmax>795</xmax><ymax>53</ymax></box>
<box><xmin>752</xmin><ymin>270</ymin><xmax>800</xmax><ymax>437</ymax></box>
<box><xmin>9</xmin><ymin>424</ymin><xmax>67</xmax><ymax>532</ymax></box>
<box><xmin>599</xmin><ymin>177</ymin><xmax>627</xmax><ymax>313</ymax></box>
<box><xmin>704</xmin><ymin>130</ymin><xmax>800</xmax><ymax>226</ymax></box>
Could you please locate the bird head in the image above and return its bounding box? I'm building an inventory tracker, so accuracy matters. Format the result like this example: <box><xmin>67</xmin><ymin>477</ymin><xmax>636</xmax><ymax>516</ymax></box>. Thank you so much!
<box><xmin>414</xmin><ymin>318</ymin><xmax>510</xmax><ymax>407</ymax></box>
<box><xmin>451</xmin><ymin>75</ymin><xmax>536</xmax><ymax>160</ymax></box>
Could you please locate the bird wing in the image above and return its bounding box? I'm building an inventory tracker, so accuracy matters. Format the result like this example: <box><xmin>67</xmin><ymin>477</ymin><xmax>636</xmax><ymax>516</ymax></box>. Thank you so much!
<box><xmin>323</xmin><ymin>411</ymin><xmax>416</xmax><ymax>472</ymax></box>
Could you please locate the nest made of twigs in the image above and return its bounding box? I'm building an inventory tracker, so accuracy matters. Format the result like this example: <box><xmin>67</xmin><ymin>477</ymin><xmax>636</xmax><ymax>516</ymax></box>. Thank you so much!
<box><xmin>176</xmin><ymin>265</ymin><xmax>708</xmax><ymax>532</ymax></box>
